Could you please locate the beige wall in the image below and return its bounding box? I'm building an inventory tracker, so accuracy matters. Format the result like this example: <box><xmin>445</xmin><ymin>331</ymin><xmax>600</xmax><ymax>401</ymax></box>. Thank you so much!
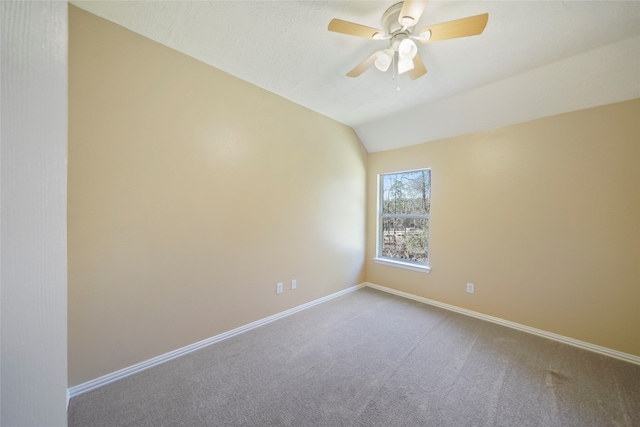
<box><xmin>69</xmin><ymin>4</ymin><xmax>640</xmax><ymax>388</ymax></box>
<box><xmin>68</xmin><ymin>6</ymin><xmax>367</xmax><ymax>386</ymax></box>
<box><xmin>367</xmin><ymin>99</ymin><xmax>640</xmax><ymax>357</ymax></box>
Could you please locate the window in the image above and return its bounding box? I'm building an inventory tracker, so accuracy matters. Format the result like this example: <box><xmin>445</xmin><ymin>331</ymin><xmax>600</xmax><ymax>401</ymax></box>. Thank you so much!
<box><xmin>375</xmin><ymin>168</ymin><xmax>431</xmax><ymax>273</ymax></box>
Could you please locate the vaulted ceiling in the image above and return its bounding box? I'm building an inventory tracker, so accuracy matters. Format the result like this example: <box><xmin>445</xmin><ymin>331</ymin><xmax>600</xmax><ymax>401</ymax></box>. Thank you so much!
<box><xmin>71</xmin><ymin>1</ymin><xmax>640</xmax><ymax>152</ymax></box>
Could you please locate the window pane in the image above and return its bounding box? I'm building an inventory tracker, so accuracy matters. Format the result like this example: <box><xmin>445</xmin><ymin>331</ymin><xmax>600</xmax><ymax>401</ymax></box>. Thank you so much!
<box><xmin>382</xmin><ymin>170</ymin><xmax>431</xmax><ymax>215</ymax></box>
<box><xmin>381</xmin><ymin>217</ymin><xmax>429</xmax><ymax>263</ymax></box>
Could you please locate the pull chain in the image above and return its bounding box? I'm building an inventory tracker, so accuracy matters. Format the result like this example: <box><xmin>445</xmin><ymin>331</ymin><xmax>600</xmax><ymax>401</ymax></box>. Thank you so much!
<box><xmin>392</xmin><ymin>51</ymin><xmax>396</xmax><ymax>80</ymax></box>
<box><xmin>393</xmin><ymin>51</ymin><xmax>400</xmax><ymax>92</ymax></box>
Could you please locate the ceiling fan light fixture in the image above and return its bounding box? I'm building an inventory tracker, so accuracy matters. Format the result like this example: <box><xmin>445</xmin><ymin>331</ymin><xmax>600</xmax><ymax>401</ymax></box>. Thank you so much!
<box><xmin>374</xmin><ymin>49</ymin><xmax>393</xmax><ymax>72</ymax></box>
<box><xmin>398</xmin><ymin>38</ymin><xmax>417</xmax><ymax>60</ymax></box>
<box><xmin>398</xmin><ymin>58</ymin><xmax>415</xmax><ymax>74</ymax></box>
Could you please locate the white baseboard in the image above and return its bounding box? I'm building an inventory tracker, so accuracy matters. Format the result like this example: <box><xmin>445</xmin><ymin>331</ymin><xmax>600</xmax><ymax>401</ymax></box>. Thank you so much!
<box><xmin>364</xmin><ymin>282</ymin><xmax>640</xmax><ymax>366</ymax></box>
<box><xmin>68</xmin><ymin>280</ymin><xmax>639</xmax><ymax>401</ymax></box>
<box><xmin>67</xmin><ymin>283</ymin><xmax>365</xmax><ymax>400</ymax></box>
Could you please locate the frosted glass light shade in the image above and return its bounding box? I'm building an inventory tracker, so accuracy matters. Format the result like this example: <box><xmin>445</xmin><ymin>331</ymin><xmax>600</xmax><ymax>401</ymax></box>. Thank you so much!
<box><xmin>398</xmin><ymin>58</ymin><xmax>415</xmax><ymax>74</ymax></box>
<box><xmin>398</xmin><ymin>38</ymin><xmax>417</xmax><ymax>60</ymax></box>
<box><xmin>374</xmin><ymin>49</ymin><xmax>393</xmax><ymax>72</ymax></box>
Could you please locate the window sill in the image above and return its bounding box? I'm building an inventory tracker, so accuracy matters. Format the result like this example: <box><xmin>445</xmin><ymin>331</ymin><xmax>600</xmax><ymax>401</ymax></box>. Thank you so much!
<box><xmin>373</xmin><ymin>258</ymin><xmax>431</xmax><ymax>274</ymax></box>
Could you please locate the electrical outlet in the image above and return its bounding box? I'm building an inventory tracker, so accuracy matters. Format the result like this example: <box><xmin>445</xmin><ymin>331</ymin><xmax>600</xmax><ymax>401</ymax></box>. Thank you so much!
<box><xmin>466</xmin><ymin>283</ymin><xmax>475</xmax><ymax>294</ymax></box>
<box><xmin>291</xmin><ymin>279</ymin><xmax>297</xmax><ymax>290</ymax></box>
<box><xmin>276</xmin><ymin>282</ymin><xmax>283</xmax><ymax>294</ymax></box>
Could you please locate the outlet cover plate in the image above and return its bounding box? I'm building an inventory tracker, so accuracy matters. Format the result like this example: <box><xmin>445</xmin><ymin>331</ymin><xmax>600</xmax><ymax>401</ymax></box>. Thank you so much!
<box><xmin>466</xmin><ymin>283</ymin><xmax>475</xmax><ymax>294</ymax></box>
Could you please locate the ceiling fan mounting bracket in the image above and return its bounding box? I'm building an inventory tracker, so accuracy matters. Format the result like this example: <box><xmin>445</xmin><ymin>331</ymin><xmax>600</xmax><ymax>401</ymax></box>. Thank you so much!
<box><xmin>381</xmin><ymin>2</ymin><xmax>414</xmax><ymax>37</ymax></box>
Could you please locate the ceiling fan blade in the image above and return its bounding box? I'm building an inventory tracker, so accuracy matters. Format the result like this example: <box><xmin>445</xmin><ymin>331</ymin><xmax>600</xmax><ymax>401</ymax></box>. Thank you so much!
<box><xmin>346</xmin><ymin>52</ymin><xmax>378</xmax><ymax>77</ymax></box>
<box><xmin>398</xmin><ymin>0</ymin><xmax>429</xmax><ymax>27</ymax></box>
<box><xmin>408</xmin><ymin>55</ymin><xmax>427</xmax><ymax>80</ymax></box>
<box><xmin>418</xmin><ymin>13</ymin><xmax>488</xmax><ymax>43</ymax></box>
<box><xmin>328</xmin><ymin>18</ymin><xmax>384</xmax><ymax>39</ymax></box>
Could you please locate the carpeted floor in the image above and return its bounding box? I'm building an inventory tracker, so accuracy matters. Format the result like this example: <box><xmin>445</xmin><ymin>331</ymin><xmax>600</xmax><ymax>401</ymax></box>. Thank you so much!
<box><xmin>68</xmin><ymin>287</ymin><xmax>640</xmax><ymax>426</ymax></box>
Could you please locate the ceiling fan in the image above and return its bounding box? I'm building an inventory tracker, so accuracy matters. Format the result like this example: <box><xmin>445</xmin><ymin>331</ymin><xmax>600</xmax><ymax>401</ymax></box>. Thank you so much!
<box><xmin>328</xmin><ymin>0</ymin><xmax>488</xmax><ymax>81</ymax></box>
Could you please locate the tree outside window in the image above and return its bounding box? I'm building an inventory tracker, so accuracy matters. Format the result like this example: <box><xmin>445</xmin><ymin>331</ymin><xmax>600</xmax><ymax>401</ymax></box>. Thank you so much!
<box><xmin>378</xmin><ymin>169</ymin><xmax>430</xmax><ymax>267</ymax></box>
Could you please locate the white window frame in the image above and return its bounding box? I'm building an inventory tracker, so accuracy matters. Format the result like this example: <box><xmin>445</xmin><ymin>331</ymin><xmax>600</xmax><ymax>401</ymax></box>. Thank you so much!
<box><xmin>374</xmin><ymin>168</ymin><xmax>431</xmax><ymax>273</ymax></box>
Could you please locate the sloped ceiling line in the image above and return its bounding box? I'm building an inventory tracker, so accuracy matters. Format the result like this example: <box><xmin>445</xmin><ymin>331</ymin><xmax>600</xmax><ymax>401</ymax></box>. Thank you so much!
<box><xmin>70</xmin><ymin>1</ymin><xmax>640</xmax><ymax>152</ymax></box>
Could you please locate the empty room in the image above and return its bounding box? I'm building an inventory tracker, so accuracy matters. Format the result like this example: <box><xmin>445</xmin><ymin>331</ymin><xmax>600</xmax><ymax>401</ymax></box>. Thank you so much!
<box><xmin>1</xmin><ymin>1</ymin><xmax>638</xmax><ymax>426</ymax></box>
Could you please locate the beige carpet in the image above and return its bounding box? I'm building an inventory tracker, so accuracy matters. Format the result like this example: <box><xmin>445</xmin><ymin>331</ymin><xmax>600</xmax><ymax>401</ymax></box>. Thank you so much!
<box><xmin>68</xmin><ymin>287</ymin><xmax>640</xmax><ymax>426</ymax></box>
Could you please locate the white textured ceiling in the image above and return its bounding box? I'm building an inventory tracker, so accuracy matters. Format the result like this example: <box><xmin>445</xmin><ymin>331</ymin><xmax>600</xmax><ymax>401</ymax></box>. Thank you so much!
<box><xmin>71</xmin><ymin>1</ymin><xmax>640</xmax><ymax>152</ymax></box>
